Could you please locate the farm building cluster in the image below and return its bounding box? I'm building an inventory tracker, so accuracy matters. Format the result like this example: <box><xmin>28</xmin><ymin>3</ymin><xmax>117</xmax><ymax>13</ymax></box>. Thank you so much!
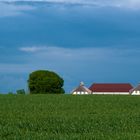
<box><xmin>72</xmin><ymin>82</ymin><xmax>140</xmax><ymax>95</ymax></box>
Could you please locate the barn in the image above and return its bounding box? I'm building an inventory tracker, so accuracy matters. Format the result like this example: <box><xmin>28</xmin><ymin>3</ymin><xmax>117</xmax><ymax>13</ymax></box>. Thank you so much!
<box><xmin>72</xmin><ymin>82</ymin><xmax>92</xmax><ymax>95</ymax></box>
<box><xmin>89</xmin><ymin>83</ymin><xmax>133</xmax><ymax>95</ymax></box>
<box><xmin>130</xmin><ymin>84</ymin><xmax>140</xmax><ymax>95</ymax></box>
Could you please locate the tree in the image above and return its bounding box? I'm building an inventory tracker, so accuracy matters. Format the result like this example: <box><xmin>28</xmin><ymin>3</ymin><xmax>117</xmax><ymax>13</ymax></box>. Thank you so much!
<box><xmin>28</xmin><ymin>70</ymin><xmax>65</xmax><ymax>94</ymax></box>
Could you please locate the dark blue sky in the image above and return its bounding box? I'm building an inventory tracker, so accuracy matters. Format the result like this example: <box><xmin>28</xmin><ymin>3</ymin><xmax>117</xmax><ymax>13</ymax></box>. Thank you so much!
<box><xmin>0</xmin><ymin>1</ymin><xmax>140</xmax><ymax>93</ymax></box>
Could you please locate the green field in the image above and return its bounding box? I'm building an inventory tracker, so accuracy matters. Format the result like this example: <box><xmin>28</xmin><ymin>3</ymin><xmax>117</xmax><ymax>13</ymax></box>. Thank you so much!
<box><xmin>0</xmin><ymin>95</ymin><xmax>140</xmax><ymax>140</ymax></box>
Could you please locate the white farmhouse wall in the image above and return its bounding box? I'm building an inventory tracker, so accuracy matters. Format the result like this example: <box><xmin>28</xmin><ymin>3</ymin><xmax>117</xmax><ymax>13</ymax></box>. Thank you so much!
<box><xmin>73</xmin><ymin>92</ymin><xmax>89</xmax><ymax>95</ymax></box>
<box><xmin>131</xmin><ymin>91</ymin><xmax>140</xmax><ymax>95</ymax></box>
<box><xmin>92</xmin><ymin>92</ymin><xmax>130</xmax><ymax>95</ymax></box>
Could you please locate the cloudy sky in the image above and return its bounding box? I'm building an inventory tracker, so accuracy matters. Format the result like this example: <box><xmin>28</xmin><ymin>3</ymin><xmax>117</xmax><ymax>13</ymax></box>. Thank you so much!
<box><xmin>0</xmin><ymin>0</ymin><xmax>140</xmax><ymax>93</ymax></box>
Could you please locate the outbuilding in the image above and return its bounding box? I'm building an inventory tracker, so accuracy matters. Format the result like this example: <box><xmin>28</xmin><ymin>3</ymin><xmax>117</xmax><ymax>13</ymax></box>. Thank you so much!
<box><xmin>89</xmin><ymin>83</ymin><xmax>133</xmax><ymax>95</ymax></box>
<box><xmin>130</xmin><ymin>84</ymin><xmax>140</xmax><ymax>95</ymax></box>
<box><xmin>72</xmin><ymin>82</ymin><xmax>92</xmax><ymax>95</ymax></box>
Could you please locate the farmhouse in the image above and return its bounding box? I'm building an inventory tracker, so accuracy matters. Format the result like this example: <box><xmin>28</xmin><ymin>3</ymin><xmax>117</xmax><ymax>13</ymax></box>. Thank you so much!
<box><xmin>72</xmin><ymin>82</ymin><xmax>92</xmax><ymax>95</ymax></box>
<box><xmin>130</xmin><ymin>84</ymin><xmax>140</xmax><ymax>95</ymax></box>
<box><xmin>89</xmin><ymin>83</ymin><xmax>133</xmax><ymax>95</ymax></box>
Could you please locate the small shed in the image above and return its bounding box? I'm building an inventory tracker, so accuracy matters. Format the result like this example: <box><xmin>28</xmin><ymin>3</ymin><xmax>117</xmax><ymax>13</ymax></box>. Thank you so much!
<box><xmin>130</xmin><ymin>84</ymin><xmax>140</xmax><ymax>95</ymax></box>
<box><xmin>72</xmin><ymin>82</ymin><xmax>92</xmax><ymax>95</ymax></box>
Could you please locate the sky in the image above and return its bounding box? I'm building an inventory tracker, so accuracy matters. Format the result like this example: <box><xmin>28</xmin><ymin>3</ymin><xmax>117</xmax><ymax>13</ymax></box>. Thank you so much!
<box><xmin>0</xmin><ymin>0</ymin><xmax>140</xmax><ymax>93</ymax></box>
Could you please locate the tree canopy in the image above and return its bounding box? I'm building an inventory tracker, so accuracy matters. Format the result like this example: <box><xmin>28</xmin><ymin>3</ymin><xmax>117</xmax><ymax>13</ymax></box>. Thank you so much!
<box><xmin>28</xmin><ymin>70</ymin><xmax>65</xmax><ymax>94</ymax></box>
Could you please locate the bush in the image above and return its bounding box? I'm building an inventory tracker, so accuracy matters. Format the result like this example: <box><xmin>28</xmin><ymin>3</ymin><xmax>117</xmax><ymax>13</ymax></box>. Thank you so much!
<box><xmin>16</xmin><ymin>89</ymin><xmax>26</xmax><ymax>95</ymax></box>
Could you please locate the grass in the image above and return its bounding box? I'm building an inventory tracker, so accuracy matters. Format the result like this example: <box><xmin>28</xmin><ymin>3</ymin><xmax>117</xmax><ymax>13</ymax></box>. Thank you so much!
<box><xmin>0</xmin><ymin>94</ymin><xmax>140</xmax><ymax>140</ymax></box>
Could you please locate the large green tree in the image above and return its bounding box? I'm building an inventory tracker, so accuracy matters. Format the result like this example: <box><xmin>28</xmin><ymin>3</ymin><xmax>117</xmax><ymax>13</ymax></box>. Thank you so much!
<box><xmin>28</xmin><ymin>70</ymin><xmax>65</xmax><ymax>94</ymax></box>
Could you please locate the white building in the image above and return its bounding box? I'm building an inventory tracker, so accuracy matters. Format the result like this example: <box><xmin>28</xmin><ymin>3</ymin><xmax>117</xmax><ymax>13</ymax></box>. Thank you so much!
<box><xmin>72</xmin><ymin>82</ymin><xmax>92</xmax><ymax>95</ymax></box>
<box><xmin>130</xmin><ymin>84</ymin><xmax>140</xmax><ymax>95</ymax></box>
<box><xmin>89</xmin><ymin>83</ymin><xmax>133</xmax><ymax>95</ymax></box>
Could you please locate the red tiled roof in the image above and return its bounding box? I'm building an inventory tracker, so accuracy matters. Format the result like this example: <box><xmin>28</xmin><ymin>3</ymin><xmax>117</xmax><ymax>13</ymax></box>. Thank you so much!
<box><xmin>89</xmin><ymin>83</ymin><xmax>133</xmax><ymax>92</ymax></box>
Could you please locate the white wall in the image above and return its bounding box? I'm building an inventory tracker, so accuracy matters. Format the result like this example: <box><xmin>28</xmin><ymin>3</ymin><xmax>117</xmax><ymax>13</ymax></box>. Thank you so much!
<box><xmin>73</xmin><ymin>92</ymin><xmax>131</xmax><ymax>95</ymax></box>
<box><xmin>92</xmin><ymin>92</ymin><xmax>130</xmax><ymax>95</ymax></box>
<box><xmin>73</xmin><ymin>92</ymin><xmax>89</xmax><ymax>95</ymax></box>
<box><xmin>131</xmin><ymin>91</ymin><xmax>140</xmax><ymax>95</ymax></box>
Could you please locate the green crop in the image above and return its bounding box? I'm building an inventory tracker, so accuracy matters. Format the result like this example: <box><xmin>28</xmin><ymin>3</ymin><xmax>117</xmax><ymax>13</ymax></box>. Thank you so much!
<box><xmin>0</xmin><ymin>94</ymin><xmax>140</xmax><ymax>140</ymax></box>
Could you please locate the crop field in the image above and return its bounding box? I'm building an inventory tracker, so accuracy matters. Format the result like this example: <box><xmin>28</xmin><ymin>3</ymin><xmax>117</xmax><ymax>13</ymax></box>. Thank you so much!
<box><xmin>0</xmin><ymin>95</ymin><xmax>140</xmax><ymax>140</ymax></box>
